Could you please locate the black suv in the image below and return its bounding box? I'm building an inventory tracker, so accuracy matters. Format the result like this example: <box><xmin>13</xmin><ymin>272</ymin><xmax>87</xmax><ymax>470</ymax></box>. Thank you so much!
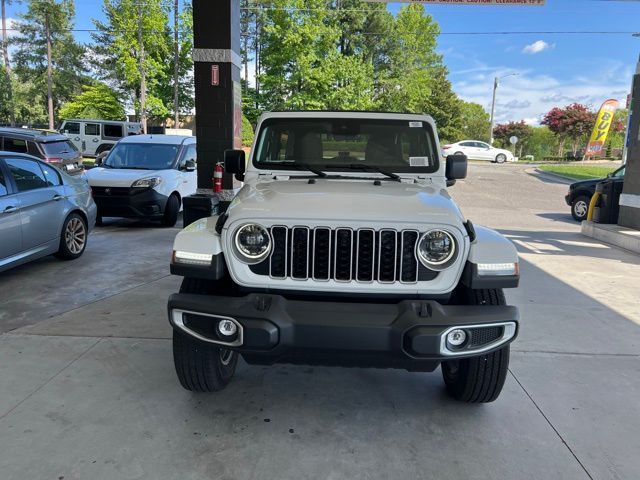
<box><xmin>0</xmin><ymin>128</ymin><xmax>83</xmax><ymax>174</ymax></box>
<box><xmin>565</xmin><ymin>165</ymin><xmax>625</xmax><ymax>221</ymax></box>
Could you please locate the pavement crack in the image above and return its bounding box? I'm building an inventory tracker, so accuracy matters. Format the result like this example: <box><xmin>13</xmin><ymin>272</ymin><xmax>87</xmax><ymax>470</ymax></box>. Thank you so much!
<box><xmin>0</xmin><ymin>338</ymin><xmax>102</xmax><ymax>421</ymax></box>
<box><xmin>509</xmin><ymin>369</ymin><xmax>594</xmax><ymax>480</ymax></box>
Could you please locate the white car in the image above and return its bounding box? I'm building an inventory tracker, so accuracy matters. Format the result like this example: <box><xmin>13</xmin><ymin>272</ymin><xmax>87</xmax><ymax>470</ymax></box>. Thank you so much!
<box><xmin>443</xmin><ymin>141</ymin><xmax>514</xmax><ymax>163</ymax></box>
<box><xmin>84</xmin><ymin>135</ymin><xmax>197</xmax><ymax>226</ymax></box>
<box><xmin>167</xmin><ymin>111</ymin><xmax>520</xmax><ymax>404</ymax></box>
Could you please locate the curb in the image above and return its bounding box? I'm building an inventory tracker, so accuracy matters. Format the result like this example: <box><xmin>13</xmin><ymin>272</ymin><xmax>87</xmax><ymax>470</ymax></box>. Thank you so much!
<box><xmin>526</xmin><ymin>168</ymin><xmax>574</xmax><ymax>185</ymax></box>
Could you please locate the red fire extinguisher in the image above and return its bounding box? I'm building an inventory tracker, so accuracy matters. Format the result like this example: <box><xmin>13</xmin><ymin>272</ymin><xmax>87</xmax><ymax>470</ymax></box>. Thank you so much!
<box><xmin>213</xmin><ymin>163</ymin><xmax>223</xmax><ymax>193</ymax></box>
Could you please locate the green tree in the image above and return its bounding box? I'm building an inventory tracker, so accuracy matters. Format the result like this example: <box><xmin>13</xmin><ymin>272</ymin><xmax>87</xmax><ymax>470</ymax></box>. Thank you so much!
<box><xmin>92</xmin><ymin>0</ymin><xmax>172</xmax><ymax>122</ymax></box>
<box><xmin>12</xmin><ymin>0</ymin><xmax>86</xmax><ymax>127</ymax></box>
<box><xmin>0</xmin><ymin>66</ymin><xmax>47</xmax><ymax>126</ymax></box>
<box><xmin>522</xmin><ymin>126</ymin><xmax>558</xmax><ymax>160</ymax></box>
<box><xmin>259</xmin><ymin>0</ymin><xmax>375</xmax><ymax>111</ymax></box>
<box><xmin>59</xmin><ymin>83</ymin><xmax>125</xmax><ymax>120</ymax></box>
<box><xmin>459</xmin><ymin>101</ymin><xmax>491</xmax><ymax>142</ymax></box>
<box><xmin>159</xmin><ymin>1</ymin><xmax>193</xmax><ymax>123</ymax></box>
<box><xmin>242</xmin><ymin>114</ymin><xmax>254</xmax><ymax>147</ymax></box>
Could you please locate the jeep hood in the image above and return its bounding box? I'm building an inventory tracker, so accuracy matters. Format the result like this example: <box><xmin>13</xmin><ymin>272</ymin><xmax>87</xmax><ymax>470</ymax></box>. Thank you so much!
<box><xmin>227</xmin><ymin>178</ymin><xmax>465</xmax><ymax>226</ymax></box>
<box><xmin>85</xmin><ymin>167</ymin><xmax>163</xmax><ymax>188</ymax></box>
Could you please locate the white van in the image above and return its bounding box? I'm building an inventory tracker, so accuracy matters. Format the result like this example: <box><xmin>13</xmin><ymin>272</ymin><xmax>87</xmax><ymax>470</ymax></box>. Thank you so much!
<box><xmin>84</xmin><ymin>134</ymin><xmax>197</xmax><ymax>227</ymax></box>
<box><xmin>59</xmin><ymin>119</ymin><xmax>143</xmax><ymax>157</ymax></box>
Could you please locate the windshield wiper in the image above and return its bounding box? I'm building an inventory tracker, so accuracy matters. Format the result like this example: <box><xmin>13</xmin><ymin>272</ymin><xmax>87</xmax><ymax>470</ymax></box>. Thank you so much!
<box><xmin>343</xmin><ymin>163</ymin><xmax>401</xmax><ymax>182</ymax></box>
<box><xmin>267</xmin><ymin>161</ymin><xmax>327</xmax><ymax>178</ymax></box>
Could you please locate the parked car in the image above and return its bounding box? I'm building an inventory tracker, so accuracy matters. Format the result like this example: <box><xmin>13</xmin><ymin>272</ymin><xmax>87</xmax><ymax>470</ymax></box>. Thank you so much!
<box><xmin>0</xmin><ymin>127</ymin><xmax>83</xmax><ymax>174</ymax></box>
<box><xmin>59</xmin><ymin>119</ymin><xmax>143</xmax><ymax>157</ymax></box>
<box><xmin>565</xmin><ymin>165</ymin><xmax>625</xmax><ymax>221</ymax></box>
<box><xmin>0</xmin><ymin>152</ymin><xmax>97</xmax><ymax>273</ymax></box>
<box><xmin>167</xmin><ymin>111</ymin><xmax>520</xmax><ymax>403</ymax></box>
<box><xmin>443</xmin><ymin>140</ymin><xmax>515</xmax><ymax>163</ymax></box>
<box><xmin>84</xmin><ymin>135</ymin><xmax>197</xmax><ymax>227</ymax></box>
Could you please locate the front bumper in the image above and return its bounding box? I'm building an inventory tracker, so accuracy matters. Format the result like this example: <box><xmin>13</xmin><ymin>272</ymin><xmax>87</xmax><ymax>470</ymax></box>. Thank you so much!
<box><xmin>93</xmin><ymin>187</ymin><xmax>168</xmax><ymax>218</ymax></box>
<box><xmin>168</xmin><ymin>293</ymin><xmax>519</xmax><ymax>371</ymax></box>
<box><xmin>565</xmin><ymin>193</ymin><xmax>573</xmax><ymax>206</ymax></box>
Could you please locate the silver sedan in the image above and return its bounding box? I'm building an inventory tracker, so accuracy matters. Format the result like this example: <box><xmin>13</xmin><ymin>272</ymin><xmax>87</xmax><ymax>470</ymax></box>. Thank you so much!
<box><xmin>0</xmin><ymin>153</ymin><xmax>97</xmax><ymax>273</ymax></box>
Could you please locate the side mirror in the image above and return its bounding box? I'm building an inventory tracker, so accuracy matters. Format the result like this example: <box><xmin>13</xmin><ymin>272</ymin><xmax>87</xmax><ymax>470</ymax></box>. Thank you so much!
<box><xmin>224</xmin><ymin>149</ymin><xmax>246</xmax><ymax>181</ymax></box>
<box><xmin>184</xmin><ymin>159</ymin><xmax>196</xmax><ymax>172</ymax></box>
<box><xmin>95</xmin><ymin>151</ymin><xmax>109</xmax><ymax>166</ymax></box>
<box><xmin>446</xmin><ymin>154</ymin><xmax>468</xmax><ymax>182</ymax></box>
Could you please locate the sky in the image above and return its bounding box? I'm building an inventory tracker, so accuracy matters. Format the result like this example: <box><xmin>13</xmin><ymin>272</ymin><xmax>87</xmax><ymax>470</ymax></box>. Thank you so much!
<box><xmin>4</xmin><ymin>0</ymin><xmax>640</xmax><ymax>125</ymax></box>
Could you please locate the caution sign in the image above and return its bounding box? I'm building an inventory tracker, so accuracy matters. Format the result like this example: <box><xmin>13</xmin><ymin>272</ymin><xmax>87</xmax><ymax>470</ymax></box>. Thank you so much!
<box><xmin>362</xmin><ymin>0</ymin><xmax>545</xmax><ymax>4</ymax></box>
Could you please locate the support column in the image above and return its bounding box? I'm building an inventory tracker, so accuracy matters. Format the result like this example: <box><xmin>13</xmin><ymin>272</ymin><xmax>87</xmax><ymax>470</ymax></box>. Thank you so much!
<box><xmin>192</xmin><ymin>0</ymin><xmax>242</xmax><ymax>190</ymax></box>
<box><xmin>619</xmin><ymin>56</ymin><xmax>640</xmax><ymax>229</ymax></box>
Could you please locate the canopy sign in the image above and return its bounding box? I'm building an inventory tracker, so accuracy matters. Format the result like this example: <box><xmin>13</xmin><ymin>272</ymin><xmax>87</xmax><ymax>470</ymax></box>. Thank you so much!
<box><xmin>362</xmin><ymin>1</ymin><xmax>545</xmax><ymax>4</ymax></box>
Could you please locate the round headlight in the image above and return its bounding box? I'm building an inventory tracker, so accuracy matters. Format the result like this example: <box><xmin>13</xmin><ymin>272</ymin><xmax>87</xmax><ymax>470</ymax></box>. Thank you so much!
<box><xmin>417</xmin><ymin>230</ymin><xmax>456</xmax><ymax>268</ymax></box>
<box><xmin>234</xmin><ymin>224</ymin><xmax>271</xmax><ymax>263</ymax></box>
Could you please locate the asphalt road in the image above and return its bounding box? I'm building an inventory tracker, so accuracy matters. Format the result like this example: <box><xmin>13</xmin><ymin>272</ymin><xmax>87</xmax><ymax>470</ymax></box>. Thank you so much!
<box><xmin>0</xmin><ymin>164</ymin><xmax>638</xmax><ymax>480</ymax></box>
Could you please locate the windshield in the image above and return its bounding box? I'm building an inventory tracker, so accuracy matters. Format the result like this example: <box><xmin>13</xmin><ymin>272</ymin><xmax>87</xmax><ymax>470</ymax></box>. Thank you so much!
<box><xmin>254</xmin><ymin>118</ymin><xmax>439</xmax><ymax>174</ymax></box>
<box><xmin>104</xmin><ymin>143</ymin><xmax>180</xmax><ymax>170</ymax></box>
<box><xmin>42</xmin><ymin>140</ymin><xmax>77</xmax><ymax>155</ymax></box>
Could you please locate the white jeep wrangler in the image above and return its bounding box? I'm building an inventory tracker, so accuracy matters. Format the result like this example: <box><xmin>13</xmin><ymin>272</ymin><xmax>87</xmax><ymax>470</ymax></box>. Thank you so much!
<box><xmin>168</xmin><ymin>112</ymin><xmax>519</xmax><ymax>403</ymax></box>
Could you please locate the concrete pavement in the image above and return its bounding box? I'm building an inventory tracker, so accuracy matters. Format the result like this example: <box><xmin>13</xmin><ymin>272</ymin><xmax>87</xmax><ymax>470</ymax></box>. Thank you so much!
<box><xmin>0</xmin><ymin>164</ymin><xmax>638</xmax><ymax>480</ymax></box>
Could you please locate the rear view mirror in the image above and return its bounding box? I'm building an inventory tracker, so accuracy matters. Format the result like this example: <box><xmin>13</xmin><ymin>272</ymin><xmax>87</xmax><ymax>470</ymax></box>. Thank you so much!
<box><xmin>446</xmin><ymin>154</ymin><xmax>468</xmax><ymax>183</ymax></box>
<box><xmin>224</xmin><ymin>149</ymin><xmax>246</xmax><ymax>181</ymax></box>
<box><xmin>184</xmin><ymin>159</ymin><xmax>196</xmax><ymax>172</ymax></box>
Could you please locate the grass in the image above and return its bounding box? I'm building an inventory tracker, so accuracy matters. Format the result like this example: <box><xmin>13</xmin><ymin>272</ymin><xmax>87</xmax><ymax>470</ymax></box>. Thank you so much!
<box><xmin>538</xmin><ymin>164</ymin><xmax>618</xmax><ymax>181</ymax></box>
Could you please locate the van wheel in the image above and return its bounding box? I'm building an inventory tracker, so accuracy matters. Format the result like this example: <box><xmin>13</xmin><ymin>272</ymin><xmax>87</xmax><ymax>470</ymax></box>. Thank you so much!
<box><xmin>55</xmin><ymin>213</ymin><xmax>88</xmax><ymax>260</ymax></box>
<box><xmin>441</xmin><ymin>288</ymin><xmax>510</xmax><ymax>403</ymax></box>
<box><xmin>162</xmin><ymin>194</ymin><xmax>180</xmax><ymax>227</ymax></box>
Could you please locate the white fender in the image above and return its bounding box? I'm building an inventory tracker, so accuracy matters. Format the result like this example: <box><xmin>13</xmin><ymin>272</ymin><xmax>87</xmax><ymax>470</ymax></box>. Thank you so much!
<box><xmin>173</xmin><ymin>216</ymin><xmax>224</xmax><ymax>257</ymax></box>
<box><xmin>467</xmin><ymin>225</ymin><xmax>518</xmax><ymax>265</ymax></box>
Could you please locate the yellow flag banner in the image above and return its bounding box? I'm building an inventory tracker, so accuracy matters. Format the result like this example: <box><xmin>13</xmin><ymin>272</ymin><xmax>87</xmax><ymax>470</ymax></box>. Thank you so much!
<box><xmin>585</xmin><ymin>99</ymin><xmax>620</xmax><ymax>157</ymax></box>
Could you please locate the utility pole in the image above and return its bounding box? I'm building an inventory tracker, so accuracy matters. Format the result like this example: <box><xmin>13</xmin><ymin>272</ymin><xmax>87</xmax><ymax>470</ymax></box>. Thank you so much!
<box><xmin>173</xmin><ymin>0</ymin><xmax>179</xmax><ymax>129</ymax></box>
<box><xmin>45</xmin><ymin>8</ymin><xmax>55</xmax><ymax>130</ymax></box>
<box><xmin>488</xmin><ymin>73</ymin><xmax>518</xmax><ymax>145</ymax></box>
<box><xmin>138</xmin><ymin>2</ymin><xmax>147</xmax><ymax>134</ymax></box>
<box><xmin>489</xmin><ymin>77</ymin><xmax>498</xmax><ymax>145</ymax></box>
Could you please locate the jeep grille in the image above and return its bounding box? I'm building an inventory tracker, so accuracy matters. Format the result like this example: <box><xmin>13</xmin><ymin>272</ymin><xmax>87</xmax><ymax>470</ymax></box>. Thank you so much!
<box><xmin>257</xmin><ymin>226</ymin><xmax>436</xmax><ymax>284</ymax></box>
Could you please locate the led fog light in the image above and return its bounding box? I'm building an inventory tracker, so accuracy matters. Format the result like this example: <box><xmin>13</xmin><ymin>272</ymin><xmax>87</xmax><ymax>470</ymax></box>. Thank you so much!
<box><xmin>446</xmin><ymin>329</ymin><xmax>467</xmax><ymax>347</ymax></box>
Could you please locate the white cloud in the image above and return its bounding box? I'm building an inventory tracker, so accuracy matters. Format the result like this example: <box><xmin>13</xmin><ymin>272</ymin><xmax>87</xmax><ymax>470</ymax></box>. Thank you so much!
<box><xmin>523</xmin><ymin>40</ymin><xmax>555</xmax><ymax>55</ymax></box>
<box><xmin>453</xmin><ymin>62</ymin><xmax>632</xmax><ymax>126</ymax></box>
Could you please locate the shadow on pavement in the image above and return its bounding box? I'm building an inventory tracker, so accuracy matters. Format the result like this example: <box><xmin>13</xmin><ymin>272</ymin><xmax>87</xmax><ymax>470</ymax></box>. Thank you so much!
<box><xmin>535</xmin><ymin>212</ymin><xmax>576</xmax><ymax>225</ymax></box>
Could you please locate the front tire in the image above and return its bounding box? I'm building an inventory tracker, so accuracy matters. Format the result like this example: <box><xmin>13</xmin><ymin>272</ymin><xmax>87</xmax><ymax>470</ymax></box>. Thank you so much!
<box><xmin>162</xmin><ymin>194</ymin><xmax>180</xmax><ymax>227</ymax></box>
<box><xmin>495</xmin><ymin>153</ymin><xmax>507</xmax><ymax>164</ymax></box>
<box><xmin>172</xmin><ymin>277</ymin><xmax>238</xmax><ymax>392</ymax></box>
<box><xmin>55</xmin><ymin>213</ymin><xmax>88</xmax><ymax>260</ymax></box>
<box><xmin>442</xmin><ymin>288</ymin><xmax>510</xmax><ymax>403</ymax></box>
<box><xmin>571</xmin><ymin>195</ymin><xmax>590</xmax><ymax>222</ymax></box>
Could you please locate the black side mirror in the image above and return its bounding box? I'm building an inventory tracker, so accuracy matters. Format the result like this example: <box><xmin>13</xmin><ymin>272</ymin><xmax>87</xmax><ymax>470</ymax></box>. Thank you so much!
<box><xmin>445</xmin><ymin>154</ymin><xmax>468</xmax><ymax>183</ymax></box>
<box><xmin>184</xmin><ymin>159</ymin><xmax>196</xmax><ymax>172</ymax></box>
<box><xmin>224</xmin><ymin>149</ymin><xmax>246</xmax><ymax>181</ymax></box>
<box><xmin>95</xmin><ymin>151</ymin><xmax>109</xmax><ymax>166</ymax></box>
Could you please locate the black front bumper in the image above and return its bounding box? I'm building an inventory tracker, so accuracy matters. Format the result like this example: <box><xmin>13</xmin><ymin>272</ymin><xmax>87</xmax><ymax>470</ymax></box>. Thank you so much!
<box><xmin>93</xmin><ymin>187</ymin><xmax>168</xmax><ymax>218</ymax></box>
<box><xmin>168</xmin><ymin>293</ymin><xmax>519</xmax><ymax>371</ymax></box>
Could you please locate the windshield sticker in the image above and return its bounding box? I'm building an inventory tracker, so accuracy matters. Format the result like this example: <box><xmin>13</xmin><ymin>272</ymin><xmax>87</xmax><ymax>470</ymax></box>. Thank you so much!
<box><xmin>409</xmin><ymin>121</ymin><xmax>423</xmax><ymax>128</ymax></box>
<box><xmin>409</xmin><ymin>156</ymin><xmax>429</xmax><ymax>167</ymax></box>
